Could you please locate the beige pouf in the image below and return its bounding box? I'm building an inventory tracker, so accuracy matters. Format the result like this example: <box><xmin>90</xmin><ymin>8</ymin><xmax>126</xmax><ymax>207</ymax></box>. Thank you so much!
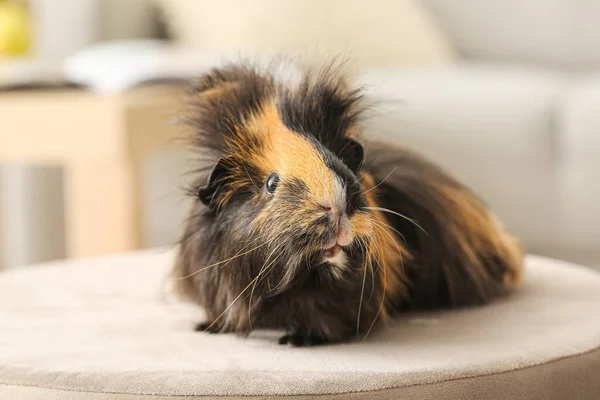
<box><xmin>0</xmin><ymin>250</ymin><xmax>599</xmax><ymax>400</ymax></box>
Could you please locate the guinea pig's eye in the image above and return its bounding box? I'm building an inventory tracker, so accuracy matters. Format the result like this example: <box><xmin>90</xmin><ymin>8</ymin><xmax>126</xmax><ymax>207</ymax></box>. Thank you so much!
<box><xmin>265</xmin><ymin>172</ymin><xmax>280</xmax><ymax>195</ymax></box>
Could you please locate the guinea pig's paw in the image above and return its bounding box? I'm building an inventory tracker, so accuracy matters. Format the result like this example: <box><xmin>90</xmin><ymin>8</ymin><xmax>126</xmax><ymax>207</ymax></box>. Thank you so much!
<box><xmin>278</xmin><ymin>333</ymin><xmax>328</xmax><ymax>347</ymax></box>
<box><xmin>194</xmin><ymin>322</ymin><xmax>219</xmax><ymax>333</ymax></box>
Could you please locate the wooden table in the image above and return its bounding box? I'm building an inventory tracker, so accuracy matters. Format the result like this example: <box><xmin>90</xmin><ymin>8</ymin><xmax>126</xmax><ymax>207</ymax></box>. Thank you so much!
<box><xmin>0</xmin><ymin>85</ymin><xmax>186</xmax><ymax>258</ymax></box>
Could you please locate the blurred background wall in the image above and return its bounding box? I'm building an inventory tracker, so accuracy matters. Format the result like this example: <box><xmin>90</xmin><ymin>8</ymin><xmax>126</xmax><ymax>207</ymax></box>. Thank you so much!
<box><xmin>1</xmin><ymin>0</ymin><xmax>599</xmax><ymax>269</ymax></box>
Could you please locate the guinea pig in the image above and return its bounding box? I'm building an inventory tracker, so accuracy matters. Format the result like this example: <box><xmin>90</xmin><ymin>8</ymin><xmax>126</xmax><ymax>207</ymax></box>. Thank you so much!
<box><xmin>173</xmin><ymin>61</ymin><xmax>524</xmax><ymax>346</ymax></box>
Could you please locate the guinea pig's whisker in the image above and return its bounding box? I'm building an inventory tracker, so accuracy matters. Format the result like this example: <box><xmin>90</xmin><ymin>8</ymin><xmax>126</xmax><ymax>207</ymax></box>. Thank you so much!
<box><xmin>175</xmin><ymin>239</ymin><xmax>269</xmax><ymax>280</ymax></box>
<box><xmin>207</xmin><ymin>235</ymin><xmax>282</xmax><ymax>332</ymax></box>
<box><xmin>269</xmin><ymin>259</ymin><xmax>295</xmax><ymax>294</ymax></box>
<box><xmin>265</xmin><ymin>242</ymin><xmax>306</xmax><ymax>295</ymax></box>
<box><xmin>248</xmin><ymin>245</ymin><xmax>283</xmax><ymax>330</ymax></box>
<box><xmin>370</xmin><ymin>215</ymin><xmax>407</xmax><ymax>244</ymax></box>
<box><xmin>364</xmin><ymin>206</ymin><xmax>428</xmax><ymax>236</ymax></box>
<box><xmin>358</xmin><ymin>236</ymin><xmax>377</xmax><ymax>303</ymax></box>
<box><xmin>264</xmin><ymin>237</ymin><xmax>300</xmax><ymax>295</ymax></box>
<box><xmin>355</xmin><ymin>234</ymin><xmax>377</xmax><ymax>338</ymax></box>
<box><xmin>356</xmin><ymin>244</ymin><xmax>369</xmax><ymax>339</ymax></box>
<box><xmin>268</xmin><ymin>272</ymin><xmax>287</xmax><ymax>294</ymax></box>
<box><xmin>372</xmin><ymin>220</ymin><xmax>406</xmax><ymax>276</ymax></box>
<box><xmin>362</xmin><ymin>236</ymin><xmax>387</xmax><ymax>343</ymax></box>
<box><xmin>205</xmin><ymin>273</ymin><xmax>264</xmax><ymax>332</ymax></box>
<box><xmin>257</xmin><ymin>241</ymin><xmax>283</xmax><ymax>283</ymax></box>
<box><xmin>355</xmin><ymin>167</ymin><xmax>398</xmax><ymax>197</ymax></box>
<box><xmin>239</xmin><ymin>229</ymin><xmax>273</xmax><ymax>243</ymax></box>
<box><xmin>371</xmin><ymin>220</ymin><xmax>403</xmax><ymax>255</ymax></box>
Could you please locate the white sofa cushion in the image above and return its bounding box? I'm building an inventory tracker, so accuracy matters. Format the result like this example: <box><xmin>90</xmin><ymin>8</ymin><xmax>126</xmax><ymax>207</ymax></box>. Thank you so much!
<box><xmin>0</xmin><ymin>250</ymin><xmax>599</xmax><ymax>399</ymax></box>
<box><xmin>560</xmin><ymin>76</ymin><xmax>600</xmax><ymax>161</ymax></box>
<box><xmin>423</xmin><ymin>0</ymin><xmax>600</xmax><ymax>69</ymax></box>
<box><xmin>359</xmin><ymin>65</ymin><xmax>565</xmax><ymax>248</ymax></box>
<box><xmin>555</xmin><ymin>77</ymin><xmax>600</xmax><ymax>248</ymax></box>
<box><xmin>157</xmin><ymin>0</ymin><xmax>454</xmax><ymax>68</ymax></box>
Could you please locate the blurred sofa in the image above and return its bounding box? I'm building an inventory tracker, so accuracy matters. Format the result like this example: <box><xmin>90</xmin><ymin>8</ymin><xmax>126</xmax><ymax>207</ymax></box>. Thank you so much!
<box><xmin>357</xmin><ymin>0</ymin><xmax>600</xmax><ymax>265</ymax></box>
<box><xmin>144</xmin><ymin>0</ymin><xmax>600</xmax><ymax>266</ymax></box>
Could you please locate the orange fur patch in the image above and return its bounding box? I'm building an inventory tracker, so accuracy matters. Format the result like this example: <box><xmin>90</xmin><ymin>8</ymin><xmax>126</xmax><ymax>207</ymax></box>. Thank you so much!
<box><xmin>358</xmin><ymin>173</ymin><xmax>411</xmax><ymax>320</ymax></box>
<box><xmin>250</xmin><ymin>103</ymin><xmax>338</xmax><ymax>203</ymax></box>
<box><xmin>434</xmin><ymin>183</ymin><xmax>524</xmax><ymax>288</ymax></box>
<box><xmin>220</xmin><ymin>102</ymin><xmax>339</xmax><ymax>210</ymax></box>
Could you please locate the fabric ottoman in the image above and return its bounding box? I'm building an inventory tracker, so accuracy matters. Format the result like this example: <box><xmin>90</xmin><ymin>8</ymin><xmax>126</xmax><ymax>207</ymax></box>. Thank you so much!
<box><xmin>0</xmin><ymin>250</ymin><xmax>599</xmax><ymax>399</ymax></box>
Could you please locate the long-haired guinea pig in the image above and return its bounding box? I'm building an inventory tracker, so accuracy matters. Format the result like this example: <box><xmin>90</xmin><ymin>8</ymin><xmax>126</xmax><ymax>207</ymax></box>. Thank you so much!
<box><xmin>173</xmin><ymin>61</ymin><xmax>524</xmax><ymax>346</ymax></box>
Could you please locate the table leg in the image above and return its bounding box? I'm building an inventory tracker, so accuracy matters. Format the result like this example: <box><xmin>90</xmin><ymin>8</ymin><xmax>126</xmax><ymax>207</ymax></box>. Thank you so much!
<box><xmin>64</xmin><ymin>160</ymin><xmax>139</xmax><ymax>258</ymax></box>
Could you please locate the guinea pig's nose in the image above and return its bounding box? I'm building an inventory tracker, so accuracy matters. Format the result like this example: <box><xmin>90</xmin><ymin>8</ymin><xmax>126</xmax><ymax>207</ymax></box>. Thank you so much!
<box><xmin>321</xmin><ymin>201</ymin><xmax>333</xmax><ymax>214</ymax></box>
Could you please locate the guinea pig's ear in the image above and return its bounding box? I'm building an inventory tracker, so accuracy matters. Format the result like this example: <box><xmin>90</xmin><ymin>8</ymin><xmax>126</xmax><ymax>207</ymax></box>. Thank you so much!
<box><xmin>338</xmin><ymin>138</ymin><xmax>364</xmax><ymax>174</ymax></box>
<box><xmin>198</xmin><ymin>157</ymin><xmax>231</xmax><ymax>211</ymax></box>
